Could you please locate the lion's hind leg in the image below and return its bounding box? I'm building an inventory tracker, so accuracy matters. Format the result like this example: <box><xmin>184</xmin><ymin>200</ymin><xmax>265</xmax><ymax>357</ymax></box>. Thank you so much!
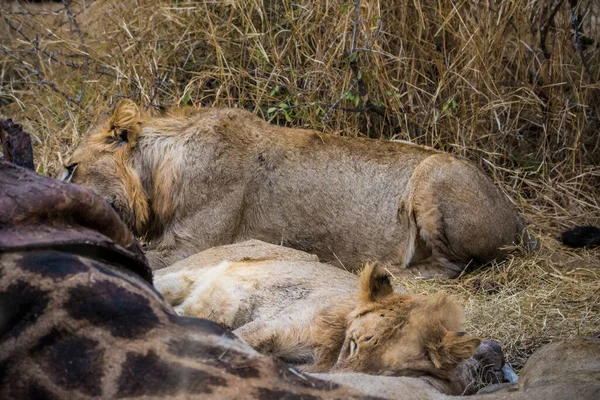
<box><xmin>406</xmin><ymin>155</ymin><xmax>522</xmax><ymax>278</ymax></box>
<box><xmin>154</xmin><ymin>261</ymin><xmax>246</xmax><ymax>328</ymax></box>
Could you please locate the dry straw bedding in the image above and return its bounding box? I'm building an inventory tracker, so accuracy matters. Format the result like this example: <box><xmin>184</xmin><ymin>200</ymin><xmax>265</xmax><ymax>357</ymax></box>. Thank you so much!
<box><xmin>1</xmin><ymin>0</ymin><xmax>598</xmax><ymax>369</ymax></box>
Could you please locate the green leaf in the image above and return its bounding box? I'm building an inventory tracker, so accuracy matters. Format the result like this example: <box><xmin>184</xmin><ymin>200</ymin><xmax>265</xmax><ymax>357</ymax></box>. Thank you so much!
<box><xmin>181</xmin><ymin>91</ymin><xmax>192</xmax><ymax>106</ymax></box>
<box><xmin>278</xmin><ymin>103</ymin><xmax>289</xmax><ymax>109</ymax></box>
<box><xmin>267</xmin><ymin>107</ymin><xmax>277</xmax><ymax>114</ymax></box>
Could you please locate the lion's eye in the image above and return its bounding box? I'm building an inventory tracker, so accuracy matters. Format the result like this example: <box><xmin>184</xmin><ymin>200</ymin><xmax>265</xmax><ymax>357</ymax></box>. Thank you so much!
<box><xmin>349</xmin><ymin>339</ymin><xmax>358</xmax><ymax>356</ymax></box>
<box><xmin>61</xmin><ymin>163</ymin><xmax>78</xmax><ymax>182</ymax></box>
<box><xmin>364</xmin><ymin>336</ymin><xmax>373</xmax><ymax>342</ymax></box>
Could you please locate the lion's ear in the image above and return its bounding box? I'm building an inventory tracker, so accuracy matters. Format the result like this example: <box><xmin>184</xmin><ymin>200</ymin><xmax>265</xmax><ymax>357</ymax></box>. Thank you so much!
<box><xmin>108</xmin><ymin>99</ymin><xmax>142</xmax><ymax>145</ymax></box>
<box><xmin>359</xmin><ymin>262</ymin><xmax>393</xmax><ymax>303</ymax></box>
<box><xmin>427</xmin><ymin>331</ymin><xmax>481</xmax><ymax>370</ymax></box>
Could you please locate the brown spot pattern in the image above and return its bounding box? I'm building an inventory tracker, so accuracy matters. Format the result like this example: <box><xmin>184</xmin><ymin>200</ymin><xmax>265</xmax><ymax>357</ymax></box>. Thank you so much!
<box><xmin>19</xmin><ymin>251</ymin><xmax>87</xmax><ymax>279</ymax></box>
<box><xmin>0</xmin><ymin>280</ymin><xmax>49</xmax><ymax>339</ymax></box>
<box><xmin>66</xmin><ymin>280</ymin><xmax>159</xmax><ymax>339</ymax></box>
<box><xmin>116</xmin><ymin>350</ymin><xmax>227</xmax><ymax>397</ymax></box>
<box><xmin>47</xmin><ymin>336</ymin><xmax>104</xmax><ymax>396</ymax></box>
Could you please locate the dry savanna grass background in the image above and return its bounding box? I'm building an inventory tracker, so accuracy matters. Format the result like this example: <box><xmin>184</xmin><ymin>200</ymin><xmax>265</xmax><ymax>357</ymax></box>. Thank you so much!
<box><xmin>1</xmin><ymin>0</ymin><xmax>599</xmax><ymax>370</ymax></box>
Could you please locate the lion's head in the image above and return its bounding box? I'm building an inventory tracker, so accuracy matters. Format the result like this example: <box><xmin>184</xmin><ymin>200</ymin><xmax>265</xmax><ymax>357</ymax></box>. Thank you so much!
<box><xmin>61</xmin><ymin>100</ymin><xmax>149</xmax><ymax>236</ymax></box>
<box><xmin>334</xmin><ymin>264</ymin><xmax>480</xmax><ymax>380</ymax></box>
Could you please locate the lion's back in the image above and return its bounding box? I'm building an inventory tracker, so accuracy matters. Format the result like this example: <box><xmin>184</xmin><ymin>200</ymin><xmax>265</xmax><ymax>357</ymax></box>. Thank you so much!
<box><xmin>155</xmin><ymin>257</ymin><xmax>357</xmax><ymax>329</ymax></box>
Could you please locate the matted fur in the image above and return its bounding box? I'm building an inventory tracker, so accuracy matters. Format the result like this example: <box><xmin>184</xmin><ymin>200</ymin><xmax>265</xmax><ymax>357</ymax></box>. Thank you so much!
<box><xmin>64</xmin><ymin>100</ymin><xmax>533</xmax><ymax>275</ymax></box>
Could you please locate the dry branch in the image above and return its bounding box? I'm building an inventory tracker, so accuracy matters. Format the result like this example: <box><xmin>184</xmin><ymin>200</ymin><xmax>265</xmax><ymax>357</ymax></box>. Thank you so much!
<box><xmin>539</xmin><ymin>0</ymin><xmax>565</xmax><ymax>59</ymax></box>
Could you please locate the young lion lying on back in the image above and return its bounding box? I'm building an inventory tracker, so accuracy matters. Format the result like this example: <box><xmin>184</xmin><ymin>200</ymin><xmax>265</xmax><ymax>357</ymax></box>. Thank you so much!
<box><xmin>62</xmin><ymin>100</ymin><xmax>534</xmax><ymax>276</ymax></box>
<box><xmin>154</xmin><ymin>243</ymin><xmax>481</xmax><ymax>395</ymax></box>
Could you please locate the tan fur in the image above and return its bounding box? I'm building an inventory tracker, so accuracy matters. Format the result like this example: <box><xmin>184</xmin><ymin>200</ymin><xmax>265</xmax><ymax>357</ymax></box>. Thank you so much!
<box><xmin>154</xmin><ymin>244</ymin><xmax>481</xmax><ymax>395</ymax></box>
<box><xmin>65</xmin><ymin>100</ymin><xmax>534</xmax><ymax>274</ymax></box>
<box><xmin>66</xmin><ymin>101</ymin><xmax>149</xmax><ymax>235</ymax></box>
<box><xmin>314</xmin><ymin>337</ymin><xmax>600</xmax><ymax>399</ymax></box>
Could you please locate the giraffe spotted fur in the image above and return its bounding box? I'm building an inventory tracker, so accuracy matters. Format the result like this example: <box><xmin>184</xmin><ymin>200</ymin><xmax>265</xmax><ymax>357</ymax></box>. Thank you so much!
<box><xmin>0</xmin><ymin>160</ymin><xmax>366</xmax><ymax>399</ymax></box>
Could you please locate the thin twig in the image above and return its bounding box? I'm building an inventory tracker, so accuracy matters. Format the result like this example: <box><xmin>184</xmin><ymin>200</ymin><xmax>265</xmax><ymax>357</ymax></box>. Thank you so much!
<box><xmin>0</xmin><ymin>45</ymin><xmax>78</xmax><ymax>105</ymax></box>
<box><xmin>323</xmin><ymin>81</ymin><xmax>357</xmax><ymax>120</ymax></box>
<box><xmin>350</xmin><ymin>0</ymin><xmax>360</xmax><ymax>53</ymax></box>
<box><xmin>323</xmin><ymin>0</ymin><xmax>386</xmax><ymax>121</ymax></box>
<box><xmin>2</xmin><ymin>16</ymin><xmax>62</xmax><ymax>66</ymax></box>
<box><xmin>6</xmin><ymin>10</ymin><xmax>63</xmax><ymax>16</ymax></box>
<box><xmin>353</xmin><ymin>47</ymin><xmax>407</xmax><ymax>64</ymax></box>
<box><xmin>567</xmin><ymin>0</ymin><xmax>593</xmax><ymax>82</ymax></box>
<box><xmin>62</xmin><ymin>0</ymin><xmax>89</xmax><ymax>103</ymax></box>
<box><xmin>566</xmin><ymin>0</ymin><xmax>599</xmax><ymax>120</ymax></box>
<box><xmin>335</xmin><ymin>0</ymin><xmax>362</xmax><ymax>118</ymax></box>
<box><xmin>539</xmin><ymin>0</ymin><xmax>565</xmax><ymax>59</ymax></box>
<box><xmin>149</xmin><ymin>73</ymin><xmax>168</xmax><ymax>106</ymax></box>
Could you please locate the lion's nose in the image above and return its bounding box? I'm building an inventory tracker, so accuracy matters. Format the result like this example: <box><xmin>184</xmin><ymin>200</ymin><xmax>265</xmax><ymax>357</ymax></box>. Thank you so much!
<box><xmin>61</xmin><ymin>162</ymin><xmax>78</xmax><ymax>182</ymax></box>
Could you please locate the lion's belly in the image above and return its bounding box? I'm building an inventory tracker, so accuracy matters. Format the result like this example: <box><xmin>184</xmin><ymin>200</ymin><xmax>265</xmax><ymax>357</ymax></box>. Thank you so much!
<box><xmin>243</xmin><ymin>155</ymin><xmax>418</xmax><ymax>270</ymax></box>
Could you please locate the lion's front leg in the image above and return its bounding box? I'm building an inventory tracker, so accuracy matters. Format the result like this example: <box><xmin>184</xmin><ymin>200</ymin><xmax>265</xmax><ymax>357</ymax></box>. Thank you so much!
<box><xmin>234</xmin><ymin>319</ymin><xmax>316</xmax><ymax>366</ymax></box>
<box><xmin>234</xmin><ymin>319</ymin><xmax>282</xmax><ymax>354</ymax></box>
<box><xmin>145</xmin><ymin>187</ymin><xmax>248</xmax><ymax>269</ymax></box>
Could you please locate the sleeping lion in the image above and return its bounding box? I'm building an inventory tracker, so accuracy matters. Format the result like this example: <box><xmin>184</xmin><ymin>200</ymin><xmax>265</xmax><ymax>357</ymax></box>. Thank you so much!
<box><xmin>153</xmin><ymin>240</ymin><xmax>482</xmax><ymax>395</ymax></box>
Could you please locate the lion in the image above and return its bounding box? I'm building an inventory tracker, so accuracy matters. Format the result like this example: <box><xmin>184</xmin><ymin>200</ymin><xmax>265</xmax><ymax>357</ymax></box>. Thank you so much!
<box><xmin>63</xmin><ymin>99</ymin><xmax>533</xmax><ymax>276</ymax></box>
<box><xmin>153</xmin><ymin>240</ymin><xmax>482</xmax><ymax>395</ymax></box>
<box><xmin>314</xmin><ymin>336</ymin><xmax>600</xmax><ymax>399</ymax></box>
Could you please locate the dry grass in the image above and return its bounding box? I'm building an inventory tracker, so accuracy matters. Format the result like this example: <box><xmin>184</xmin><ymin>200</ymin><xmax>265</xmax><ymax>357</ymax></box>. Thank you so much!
<box><xmin>399</xmin><ymin>240</ymin><xmax>600</xmax><ymax>369</ymax></box>
<box><xmin>1</xmin><ymin>0</ymin><xmax>599</xmax><ymax>369</ymax></box>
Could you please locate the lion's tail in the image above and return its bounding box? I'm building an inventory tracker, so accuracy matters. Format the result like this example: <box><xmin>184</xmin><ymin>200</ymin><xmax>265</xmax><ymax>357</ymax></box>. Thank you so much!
<box><xmin>560</xmin><ymin>225</ymin><xmax>600</xmax><ymax>248</ymax></box>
